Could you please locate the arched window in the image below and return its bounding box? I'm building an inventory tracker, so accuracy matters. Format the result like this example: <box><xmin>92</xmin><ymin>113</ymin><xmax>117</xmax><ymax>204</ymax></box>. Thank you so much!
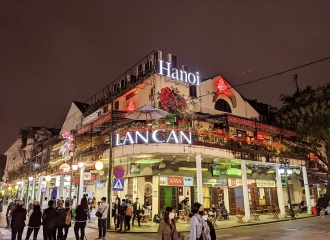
<box><xmin>215</xmin><ymin>99</ymin><xmax>232</xmax><ymax>113</ymax></box>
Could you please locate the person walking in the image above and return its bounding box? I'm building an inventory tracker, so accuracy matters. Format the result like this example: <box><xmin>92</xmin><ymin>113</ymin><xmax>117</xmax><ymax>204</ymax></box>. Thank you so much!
<box><xmin>55</xmin><ymin>200</ymin><xmax>66</xmax><ymax>240</ymax></box>
<box><xmin>25</xmin><ymin>202</ymin><xmax>42</xmax><ymax>240</ymax></box>
<box><xmin>157</xmin><ymin>207</ymin><xmax>186</xmax><ymax>240</ymax></box>
<box><xmin>189</xmin><ymin>202</ymin><xmax>210</xmax><ymax>240</ymax></box>
<box><xmin>11</xmin><ymin>200</ymin><xmax>26</xmax><ymax>240</ymax></box>
<box><xmin>74</xmin><ymin>198</ymin><xmax>88</xmax><ymax>240</ymax></box>
<box><xmin>96</xmin><ymin>197</ymin><xmax>109</xmax><ymax>240</ymax></box>
<box><xmin>125</xmin><ymin>201</ymin><xmax>133</xmax><ymax>232</ymax></box>
<box><xmin>132</xmin><ymin>198</ymin><xmax>141</xmax><ymax>227</ymax></box>
<box><xmin>202</xmin><ymin>211</ymin><xmax>216</xmax><ymax>240</ymax></box>
<box><xmin>6</xmin><ymin>199</ymin><xmax>17</xmax><ymax>229</ymax></box>
<box><xmin>42</xmin><ymin>200</ymin><xmax>58</xmax><ymax>240</ymax></box>
<box><xmin>118</xmin><ymin>199</ymin><xmax>127</xmax><ymax>232</ymax></box>
<box><xmin>42</xmin><ymin>198</ymin><xmax>48</xmax><ymax>212</ymax></box>
<box><xmin>63</xmin><ymin>201</ymin><xmax>72</xmax><ymax>240</ymax></box>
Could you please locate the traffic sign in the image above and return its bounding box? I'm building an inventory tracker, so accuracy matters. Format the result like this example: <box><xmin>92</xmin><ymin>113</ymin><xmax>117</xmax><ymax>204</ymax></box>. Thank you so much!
<box><xmin>113</xmin><ymin>166</ymin><xmax>125</xmax><ymax>178</ymax></box>
<box><xmin>113</xmin><ymin>178</ymin><xmax>124</xmax><ymax>191</ymax></box>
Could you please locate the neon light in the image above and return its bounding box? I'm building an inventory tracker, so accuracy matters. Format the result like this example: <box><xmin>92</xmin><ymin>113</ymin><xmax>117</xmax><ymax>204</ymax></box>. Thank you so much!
<box><xmin>158</xmin><ymin>60</ymin><xmax>200</xmax><ymax>86</ymax></box>
<box><xmin>126</xmin><ymin>99</ymin><xmax>136</xmax><ymax>111</ymax></box>
<box><xmin>114</xmin><ymin>129</ymin><xmax>192</xmax><ymax>146</ymax></box>
<box><xmin>216</xmin><ymin>77</ymin><xmax>228</xmax><ymax>93</ymax></box>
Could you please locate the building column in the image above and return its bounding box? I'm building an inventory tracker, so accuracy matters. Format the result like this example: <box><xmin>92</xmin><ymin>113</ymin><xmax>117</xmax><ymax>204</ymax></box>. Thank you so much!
<box><xmin>240</xmin><ymin>160</ymin><xmax>250</xmax><ymax>221</ymax></box>
<box><xmin>78</xmin><ymin>166</ymin><xmax>85</xmax><ymax>201</ymax></box>
<box><xmin>152</xmin><ymin>175</ymin><xmax>159</xmax><ymax>214</ymax></box>
<box><xmin>276</xmin><ymin>164</ymin><xmax>285</xmax><ymax>218</ymax></box>
<box><xmin>59</xmin><ymin>175</ymin><xmax>65</xmax><ymax>199</ymax></box>
<box><xmin>45</xmin><ymin>180</ymin><xmax>50</xmax><ymax>200</ymax></box>
<box><xmin>302</xmin><ymin>166</ymin><xmax>311</xmax><ymax>214</ymax></box>
<box><xmin>196</xmin><ymin>154</ymin><xmax>203</xmax><ymax>204</ymax></box>
<box><xmin>36</xmin><ymin>176</ymin><xmax>43</xmax><ymax>202</ymax></box>
<box><xmin>31</xmin><ymin>177</ymin><xmax>36</xmax><ymax>201</ymax></box>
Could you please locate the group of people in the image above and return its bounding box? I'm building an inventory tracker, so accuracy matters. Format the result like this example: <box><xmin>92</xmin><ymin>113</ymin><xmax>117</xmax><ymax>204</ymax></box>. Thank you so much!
<box><xmin>5</xmin><ymin>196</ymin><xmax>110</xmax><ymax>240</ymax></box>
<box><xmin>113</xmin><ymin>197</ymin><xmax>151</xmax><ymax>232</ymax></box>
<box><xmin>157</xmin><ymin>202</ymin><xmax>217</xmax><ymax>240</ymax></box>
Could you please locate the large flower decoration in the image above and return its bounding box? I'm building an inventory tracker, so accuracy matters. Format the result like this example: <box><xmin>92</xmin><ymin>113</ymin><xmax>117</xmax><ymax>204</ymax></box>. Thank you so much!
<box><xmin>158</xmin><ymin>87</ymin><xmax>187</xmax><ymax>113</ymax></box>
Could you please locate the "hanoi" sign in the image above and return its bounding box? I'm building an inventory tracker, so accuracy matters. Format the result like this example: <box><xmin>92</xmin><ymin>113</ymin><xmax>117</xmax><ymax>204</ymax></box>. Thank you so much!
<box><xmin>115</xmin><ymin>129</ymin><xmax>192</xmax><ymax>146</ymax></box>
<box><xmin>157</xmin><ymin>60</ymin><xmax>200</xmax><ymax>86</ymax></box>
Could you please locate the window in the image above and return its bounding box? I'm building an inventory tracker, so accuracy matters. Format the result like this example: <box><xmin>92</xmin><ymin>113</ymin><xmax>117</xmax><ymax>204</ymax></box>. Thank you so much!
<box><xmin>215</xmin><ymin>99</ymin><xmax>232</xmax><ymax>113</ymax></box>
<box><xmin>189</xmin><ymin>85</ymin><xmax>197</xmax><ymax>98</ymax></box>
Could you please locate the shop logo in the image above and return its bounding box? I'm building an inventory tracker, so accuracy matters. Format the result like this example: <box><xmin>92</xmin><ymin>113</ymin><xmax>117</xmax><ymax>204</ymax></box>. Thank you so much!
<box><xmin>157</xmin><ymin>60</ymin><xmax>200</xmax><ymax>86</ymax></box>
<box><xmin>115</xmin><ymin>129</ymin><xmax>192</xmax><ymax>146</ymax></box>
<box><xmin>168</xmin><ymin>177</ymin><xmax>183</xmax><ymax>185</ymax></box>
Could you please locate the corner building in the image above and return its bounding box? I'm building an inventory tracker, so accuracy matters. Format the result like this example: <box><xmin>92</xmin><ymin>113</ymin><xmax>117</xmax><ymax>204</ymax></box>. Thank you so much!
<box><xmin>74</xmin><ymin>50</ymin><xmax>314</xmax><ymax>220</ymax></box>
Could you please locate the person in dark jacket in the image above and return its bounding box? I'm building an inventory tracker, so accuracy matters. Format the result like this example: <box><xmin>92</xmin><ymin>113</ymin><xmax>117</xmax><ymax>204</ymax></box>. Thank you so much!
<box><xmin>55</xmin><ymin>200</ymin><xmax>66</xmax><ymax>240</ymax></box>
<box><xmin>202</xmin><ymin>210</ymin><xmax>216</xmax><ymax>240</ymax></box>
<box><xmin>25</xmin><ymin>203</ymin><xmax>42</xmax><ymax>240</ymax></box>
<box><xmin>6</xmin><ymin>199</ymin><xmax>17</xmax><ymax>229</ymax></box>
<box><xmin>74</xmin><ymin>198</ymin><xmax>88</xmax><ymax>240</ymax></box>
<box><xmin>63</xmin><ymin>201</ymin><xmax>72</xmax><ymax>240</ymax></box>
<box><xmin>11</xmin><ymin>200</ymin><xmax>26</xmax><ymax>240</ymax></box>
<box><xmin>118</xmin><ymin>199</ymin><xmax>127</xmax><ymax>232</ymax></box>
<box><xmin>42</xmin><ymin>200</ymin><xmax>58</xmax><ymax>240</ymax></box>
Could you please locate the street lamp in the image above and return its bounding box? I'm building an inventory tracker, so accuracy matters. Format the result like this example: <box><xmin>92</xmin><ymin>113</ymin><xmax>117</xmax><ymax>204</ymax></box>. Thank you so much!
<box><xmin>280</xmin><ymin>158</ymin><xmax>295</xmax><ymax>219</ymax></box>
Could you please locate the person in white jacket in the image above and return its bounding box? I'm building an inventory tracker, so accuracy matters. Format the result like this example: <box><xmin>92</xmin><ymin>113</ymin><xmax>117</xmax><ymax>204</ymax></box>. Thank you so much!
<box><xmin>189</xmin><ymin>202</ymin><xmax>210</xmax><ymax>240</ymax></box>
<box><xmin>96</xmin><ymin>197</ymin><xmax>109</xmax><ymax>240</ymax></box>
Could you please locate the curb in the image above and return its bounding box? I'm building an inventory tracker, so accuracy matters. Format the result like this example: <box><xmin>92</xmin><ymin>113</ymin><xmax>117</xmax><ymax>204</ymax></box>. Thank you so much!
<box><xmin>86</xmin><ymin>215</ymin><xmax>317</xmax><ymax>234</ymax></box>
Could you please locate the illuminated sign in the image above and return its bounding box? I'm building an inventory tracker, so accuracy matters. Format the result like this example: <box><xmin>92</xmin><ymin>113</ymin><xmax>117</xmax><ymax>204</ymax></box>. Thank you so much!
<box><xmin>216</xmin><ymin>77</ymin><xmax>228</xmax><ymax>93</ymax></box>
<box><xmin>115</xmin><ymin>129</ymin><xmax>192</xmax><ymax>146</ymax></box>
<box><xmin>157</xmin><ymin>60</ymin><xmax>200</xmax><ymax>86</ymax></box>
<box><xmin>126</xmin><ymin>99</ymin><xmax>136</xmax><ymax>111</ymax></box>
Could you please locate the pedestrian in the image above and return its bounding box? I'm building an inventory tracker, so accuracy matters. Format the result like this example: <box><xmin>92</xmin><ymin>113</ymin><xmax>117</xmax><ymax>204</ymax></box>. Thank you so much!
<box><xmin>25</xmin><ymin>202</ymin><xmax>42</xmax><ymax>240</ymax></box>
<box><xmin>74</xmin><ymin>198</ymin><xmax>88</xmax><ymax>240</ymax></box>
<box><xmin>202</xmin><ymin>211</ymin><xmax>216</xmax><ymax>240</ymax></box>
<box><xmin>6</xmin><ymin>198</ymin><xmax>17</xmax><ymax>229</ymax></box>
<box><xmin>11</xmin><ymin>200</ymin><xmax>26</xmax><ymax>240</ymax></box>
<box><xmin>55</xmin><ymin>200</ymin><xmax>66</xmax><ymax>240</ymax></box>
<box><xmin>42</xmin><ymin>197</ymin><xmax>48</xmax><ymax>212</ymax></box>
<box><xmin>63</xmin><ymin>201</ymin><xmax>72</xmax><ymax>240</ymax></box>
<box><xmin>72</xmin><ymin>196</ymin><xmax>77</xmax><ymax>219</ymax></box>
<box><xmin>118</xmin><ymin>199</ymin><xmax>127</xmax><ymax>232</ymax></box>
<box><xmin>143</xmin><ymin>199</ymin><xmax>151</xmax><ymax>225</ymax></box>
<box><xmin>132</xmin><ymin>198</ymin><xmax>141</xmax><ymax>227</ymax></box>
<box><xmin>125</xmin><ymin>201</ymin><xmax>133</xmax><ymax>232</ymax></box>
<box><xmin>157</xmin><ymin>206</ymin><xmax>186</xmax><ymax>240</ymax></box>
<box><xmin>95</xmin><ymin>197</ymin><xmax>109</xmax><ymax>240</ymax></box>
<box><xmin>189</xmin><ymin>202</ymin><xmax>210</xmax><ymax>240</ymax></box>
<box><xmin>42</xmin><ymin>200</ymin><xmax>58</xmax><ymax>240</ymax></box>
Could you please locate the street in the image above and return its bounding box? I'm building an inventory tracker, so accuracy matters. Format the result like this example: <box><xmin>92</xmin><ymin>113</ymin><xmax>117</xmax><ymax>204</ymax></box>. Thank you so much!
<box><xmin>1</xmin><ymin>215</ymin><xmax>329</xmax><ymax>240</ymax></box>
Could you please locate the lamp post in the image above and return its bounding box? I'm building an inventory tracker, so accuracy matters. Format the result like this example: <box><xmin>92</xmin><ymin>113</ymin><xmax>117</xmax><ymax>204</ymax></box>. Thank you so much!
<box><xmin>280</xmin><ymin>158</ymin><xmax>295</xmax><ymax>219</ymax></box>
<box><xmin>77</xmin><ymin>162</ymin><xmax>85</xmax><ymax>201</ymax></box>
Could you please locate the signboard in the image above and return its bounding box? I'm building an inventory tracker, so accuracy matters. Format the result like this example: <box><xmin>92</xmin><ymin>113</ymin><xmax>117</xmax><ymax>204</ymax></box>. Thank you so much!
<box><xmin>227</xmin><ymin>116</ymin><xmax>255</xmax><ymax>128</ymax></box>
<box><xmin>256</xmin><ymin>180</ymin><xmax>276</xmax><ymax>188</ymax></box>
<box><xmin>157</xmin><ymin>59</ymin><xmax>200</xmax><ymax>86</ymax></box>
<box><xmin>256</xmin><ymin>123</ymin><xmax>281</xmax><ymax>134</ymax></box>
<box><xmin>228</xmin><ymin>178</ymin><xmax>255</xmax><ymax>187</ymax></box>
<box><xmin>113</xmin><ymin>178</ymin><xmax>124</xmax><ymax>191</ymax></box>
<box><xmin>84</xmin><ymin>172</ymin><xmax>91</xmax><ymax>181</ymax></box>
<box><xmin>203</xmin><ymin>178</ymin><xmax>227</xmax><ymax>186</ymax></box>
<box><xmin>115</xmin><ymin>129</ymin><xmax>192</xmax><ymax>146</ymax></box>
<box><xmin>59</xmin><ymin>163</ymin><xmax>71</xmax><ymax>174</ymax></box>
<box><xmin>77</xmin><ymin>112</ymin><xmax>111</xmax><ymax>136</ymax></box>
<box><xmin>160</xmin><ymin>176</ymin><xmax>194</xmax><ymax>186</ymax></box>
<box><xmin>256</xmin><ymin>132</ymin><xmax>265</xmax><ymax>140</ymax></box>
<box><xmin>113</xmin><ymin>166</ymin><xmax>125</xmax><ymax>178</ymax></box>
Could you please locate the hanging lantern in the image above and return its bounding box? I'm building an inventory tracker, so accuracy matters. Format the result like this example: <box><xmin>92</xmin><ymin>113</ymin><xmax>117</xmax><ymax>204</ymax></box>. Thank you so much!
<box><xmin>95</xmin><ymin>161</ymin><xmax>104</xmax><ymax>171</ymax></box>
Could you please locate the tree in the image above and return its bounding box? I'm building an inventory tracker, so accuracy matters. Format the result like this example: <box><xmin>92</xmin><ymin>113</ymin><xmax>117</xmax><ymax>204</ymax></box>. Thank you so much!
<box><xmin>277</xmin><ymin>83</ymin><xmax>330</xmax><ymax>202</ymax></box>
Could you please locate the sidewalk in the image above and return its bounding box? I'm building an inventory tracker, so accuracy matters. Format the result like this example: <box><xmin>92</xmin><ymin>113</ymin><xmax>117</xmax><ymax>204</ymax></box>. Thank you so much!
<box><xmin>86</xmin><ymin>212</ymin><xmax>316</xmax><ymax>233</ymax></box>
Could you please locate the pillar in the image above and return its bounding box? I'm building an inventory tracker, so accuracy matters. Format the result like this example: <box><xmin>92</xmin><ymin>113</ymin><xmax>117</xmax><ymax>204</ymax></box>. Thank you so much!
<box><xmin>45</xmin><ymin>180</ymin><xmax>50</xmax><ymax>200</ymax></box>
<box><xmin>302</xmin><ymin>166</ymin><xmax>311</xmax><ymax>214</ymax></box>
<box><xmin>152</xmin><ymin>175</ymin><xmax>159</xmax><ymax>214</ymax></box>
<box><xmin>59</xmin><ymin>175</ymin><xmax>65</xmax><ymax>199</ymax></box>
<box><xmin>241</xmin><ymin>160</ymin><xmax>250</xmax><ymax>221</ymax></box>
<box><xmin>36</xmin><ymin>176</ymin><xmax>43</xmax><ymax>202</ymax></box>
<box><xmin>196</xmin><ymin>154</ymin><xmax>203</xmax><ymax>204</ymax></box>
<box><xmin>78</xmin><ymin>166</ymin><xmax>85</xmax><ymax>201</ymax></box>
<box><xmin>276</xmin><ymin>164</ymin><xmax>285</xmax><ymax>218</ymax></box>
<box><xmin>31</xmin><ymin>177</ymin><xmax>36</xmax><ymax>201</ymax></box>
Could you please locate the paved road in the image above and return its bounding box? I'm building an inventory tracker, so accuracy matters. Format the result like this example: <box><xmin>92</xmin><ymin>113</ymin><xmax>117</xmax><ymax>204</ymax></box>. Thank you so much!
<box><xmin>1</xmin><ymin>214</ymin><xmax>329</xmax><ymax>240</ymax></box>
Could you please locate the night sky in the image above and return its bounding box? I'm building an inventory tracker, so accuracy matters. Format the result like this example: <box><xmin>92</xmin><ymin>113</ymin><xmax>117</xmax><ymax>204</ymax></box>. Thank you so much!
<box><xmin>1</xmin><ymin>1</ymin><xmax>330</xmax><ymax>153</ymax></box>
